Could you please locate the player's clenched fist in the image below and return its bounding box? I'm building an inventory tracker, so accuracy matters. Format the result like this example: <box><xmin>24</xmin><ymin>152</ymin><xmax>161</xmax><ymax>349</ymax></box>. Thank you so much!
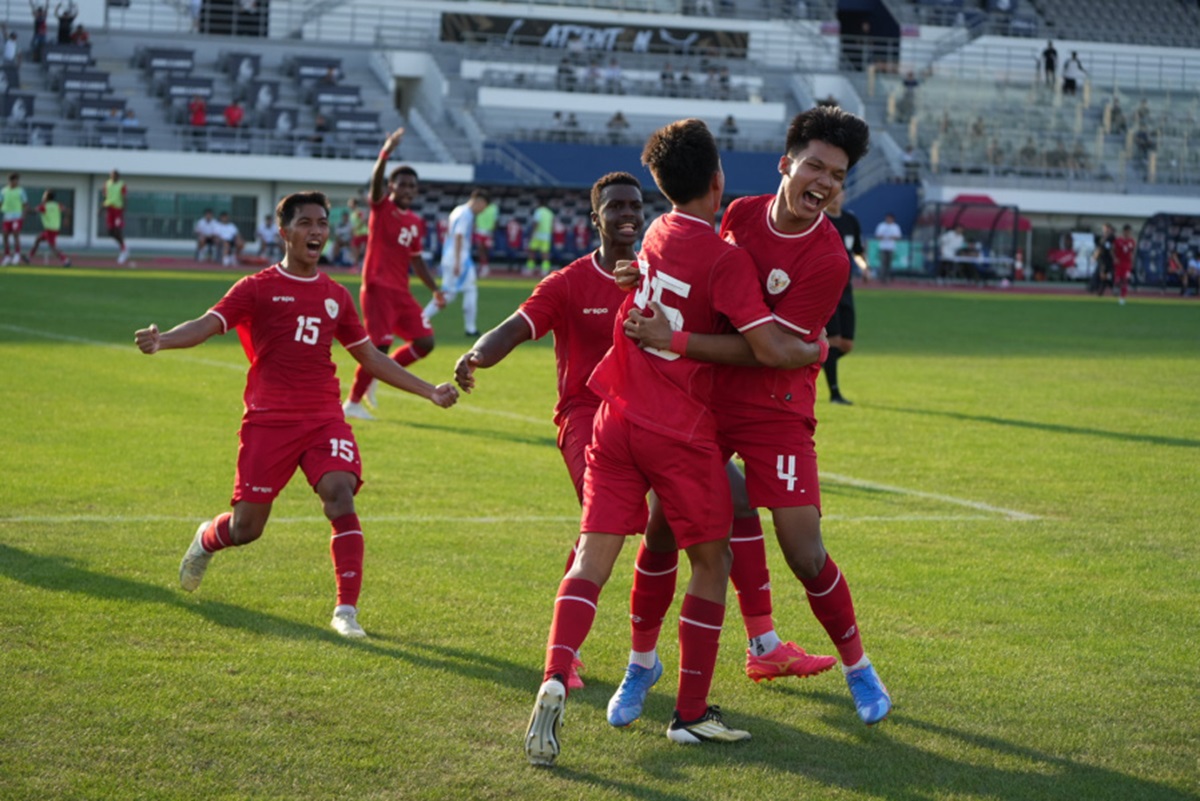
<box><xmin>430</xmin><ymin>382</ymin><xmax>459</xmax><ymax>408</ymax></box>
<box><xmin>135</xmin><ymin>323</ymin><xmax>161</xmax><ymax>354</ymax></box>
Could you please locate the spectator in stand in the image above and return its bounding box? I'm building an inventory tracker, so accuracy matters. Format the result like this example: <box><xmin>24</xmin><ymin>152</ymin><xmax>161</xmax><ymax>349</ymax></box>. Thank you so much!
<box><xmin>121</xmin><ymin>108</ymin><xmax>141</xmax><ymax>127</ymax></box>
<box><xmin>54</xmin><ymin>1</ymin><xmax>77</xmax><ymax>45</ymax></box>
<box><xmin>902</xmin><ymin>145</ymin><xmax>920</xmax><ymax>181</ymax></box>
<box><xmin>678</xmin><ymin>66</ymin><xmax>694</xmax><ymax>97</ymax></box>
<box><xmin>188</xmin><ymin>94</ymin><xmax>207</xmax><ymax>150</ymax></box>
<box><xmin>556</xmin><ymin>57</ymin><xmax>575</xmax><ymax>91</ymax></box>
<box><xmin>215</xmin><ymin>211</ymin><xmax>244</xmax><ymax>267</ymax></box>
<box><xmin>256</xmin><ymin>213</ymin><xmax>281</xmax><ymax>260</ymax></box>
<box><xmin>2</xmin><ymin>29</ymin><xmax>19</xmax><ymax>70</ymax></box>
<box><xmin>1041</xmin><ymin>40</ymin><xmax>1057</xmax><ymax>87</ymax></box>
<box><xmin>69</xmin><ymin>23</ymin><xmax>87</xmax><ymax>47</ymax></box>
<box><xmin>1133</xmin><ymin>98</ymin><xmax>1150</xmax><ymax>128</ymax></box>
<box><xmin>601</xmin><ymin>58</ymin><xmax>622</xmax><ymax>94</ymax></box>
<box><xmin>563</xmin><ymin>112</ymin><xmax>581</xmax><ymax>143</ymax></box>
<box><xmin>660</xmin><ymin>62</ymin><xmax>676</xmax><ymax>97</ymax></box>
<box><xmin>30</xmin><ymin>2</ymin><xmax>48</xmax><ymax>63</ymax></box>
<box><xmin>873</xmin><ymin>212</ymin><xmax>902</xmax><ymax>283</ymax></box>
<box><xmin>718</xmin><ymin>114</ymin><xmax>738</xmax><ymax>150</ymax></box>
<box><xmin>1108</xmin><ymin>97</ymin><xmax>1127</xmax><ymax>135</ymax></box>
<box><xmin>320</xmin><ymin>65</ymin><xmax>338</xmax><ymax>86</ymax></box>
<box><xmin>223</xmin><ymin>99</ymin><xmax>244</xmax><ymax>128</ymax></box>
<box><xmin>1062</xmin><ymin>51</ymin><xmax>1086</xmax><ymax>96</ymax></box>
<box><xmin>194</xmin><ymin>208</ymin><xmax>220</xmax><ymax>261</ymax></box>
<box><xmin>606</xmin><ymin>110</ymin><xmax>630</xmax><ymax>145</ymax></box>
<box><xmin>717</xmin><ymin>66</ymin><xmax>731</xmax><ymax>100</ymax></box>
<box><xmin>306</xmin><ymin>113</ymin><xmax>331</xmax><ymax>157</ymax></box>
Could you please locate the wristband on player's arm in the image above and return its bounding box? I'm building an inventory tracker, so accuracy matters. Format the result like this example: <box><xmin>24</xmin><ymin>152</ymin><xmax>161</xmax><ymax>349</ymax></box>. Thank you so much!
<box><xmin>669</xmin><ymin>330</ymin><xmax>690</xmax><ymax>356</ymax></box>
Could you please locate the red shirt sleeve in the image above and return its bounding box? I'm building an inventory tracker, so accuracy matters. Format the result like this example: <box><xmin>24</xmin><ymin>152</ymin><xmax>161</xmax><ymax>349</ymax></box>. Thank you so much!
<box><xmin>773</xmin><ymin>249</ymin><xmax>849</xmax><ymax>339</ymax></box>
<box><xmin>710</xmin><ymin>248</ymin><xmax>774</xmax><ymax>334</ymax></box>
<box><xmin>209</xmin><ymin>275</ymin><xmax>256</xmax><ymax>334</ymax></box>
<box><xmin>518</xmin><ymin>268</ymin><xmax>568</xmax><ymax>340</ymax></box>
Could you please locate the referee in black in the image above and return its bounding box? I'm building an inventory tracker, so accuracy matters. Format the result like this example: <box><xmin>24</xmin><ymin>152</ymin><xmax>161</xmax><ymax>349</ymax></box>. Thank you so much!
<box><xmin>823</xmin><ymin>188</ymin><xmax>869</xmax><ymax>406</ymax></box>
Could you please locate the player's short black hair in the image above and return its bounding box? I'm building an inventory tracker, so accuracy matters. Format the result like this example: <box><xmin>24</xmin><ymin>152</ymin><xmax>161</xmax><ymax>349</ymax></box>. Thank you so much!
<box><xmin>469</xmin><ymin>188</ymin><xmax>490</xmax><ymax>203</ymax></box>
<box><xmin>44</xmin><ymin>189</ymin><xmax>55</xmax><ymax>200</ymax></box>
<box><xmin>786</xmin><ymin>106</ymin><xmax>871</xmax><ymax>169</ymax></box>
<box><xmin>641</xmin><ymin>118</ymin><xmax>719</xmax><ymax>206</ymax></box>
<box><xmin>276</xmin><ymin>191</ymin><xmax>330</xmax><ymax>228</ymax></box>
<box><xmin>389</xmin><ymin>165</ymin><xmax>418</xmax><ymax>183</ymax></box>
<box><xmin>590</xmin><ymin>172</ymin><xmax>641</xmax><ymax>214</ymax></box>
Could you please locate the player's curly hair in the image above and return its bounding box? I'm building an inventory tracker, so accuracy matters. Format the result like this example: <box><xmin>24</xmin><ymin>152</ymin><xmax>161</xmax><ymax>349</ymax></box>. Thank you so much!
<box><xmin>389</xmin><ymin>165</ymin><xmax>418</xmax><ymax>183</ymax></box>
<box><xmin>785</xmin><ymin>106</ymin><xmax>871</xmax><ymax>168</ymax></box>
<box><xmin>276</xmin><ymin>191</ymin><xmax>331</xmax><ymax>228</ymax></box>
<box><xmin>590</xmin><ymin>171</ymin><xmax>641</xmax><ymax>213</ymax></box>
<box><xmin>641</xmin><ymin>119</ymin><xmax>719</xmax><ymax>206</ymax></box>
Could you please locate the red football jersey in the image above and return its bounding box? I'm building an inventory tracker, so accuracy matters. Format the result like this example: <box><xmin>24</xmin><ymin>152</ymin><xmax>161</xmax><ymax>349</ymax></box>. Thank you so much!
<box><xmin>588</xmin><ymin>211</ymin><xmax>774</xmax><ymax>443</ymax></box>
<box><xmin>209</xmin><ymin>265</ymin><xmax>370</xmax><ymax>421</ymax></box>
<box><xmin>715</xmin><ymin>195</ymin><xmax>849</xmax><ymax>418</ymax></box>
<box><xmin>505</xmin><ymin>217</ymin><xmax>524</xmax><ymax>252</ymax></box>
<box><xmin>518</xmin><ymin>252</ymin><xmax>623</xmax><ymax>427</ymax></box>
<box><xmin>362</xmin><ymin>197</ymin><xmax>425</xmax><ymax>293</ymax></box>
<box><xmin>1113</xmin><ymin>236</ymin><xmax>1135</xmax><ymax>273</ymax></box>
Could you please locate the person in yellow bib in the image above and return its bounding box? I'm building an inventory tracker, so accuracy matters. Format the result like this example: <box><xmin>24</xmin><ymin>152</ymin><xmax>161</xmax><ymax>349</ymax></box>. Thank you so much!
<box><xmin>526</xmin><ymin>198</ymin><xmax>554</xmax><ymax>276</ymax></box>
<box><xmin>1</xmin><ymin>172</ymin><xmax>29</xmax><ymax>265</ymax></box>
<box><xmin>347</xmin><ymin>196</ymin><xmax>369</xmax><ymax>268</ymax></box>
<box><xmin>103</xmin><ymin>169</ymin><xmax>131</xmax><ymax>265</ymax></box>
<box><xmin>30</xmin><ymin>189</ymin><xmax>71</xmax><ymax>267</ymax></box>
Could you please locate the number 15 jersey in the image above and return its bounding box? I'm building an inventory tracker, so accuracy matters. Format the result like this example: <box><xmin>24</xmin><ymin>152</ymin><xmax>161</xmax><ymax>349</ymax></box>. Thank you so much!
<box><xmin>209</xmin><ymin>265</ymin><xmax>370</xmax><ymax>422</ymax></box>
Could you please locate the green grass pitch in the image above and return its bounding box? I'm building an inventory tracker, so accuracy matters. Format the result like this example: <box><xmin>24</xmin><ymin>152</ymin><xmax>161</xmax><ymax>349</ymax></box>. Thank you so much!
<box><xmin>1</xmin><ymin>266</ymin><xmax>1197</xmax><ymax>801</ymax></box>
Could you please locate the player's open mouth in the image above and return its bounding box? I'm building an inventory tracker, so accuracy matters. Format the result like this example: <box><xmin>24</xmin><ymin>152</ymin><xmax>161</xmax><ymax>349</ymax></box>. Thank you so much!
<box><xmin>617</xmin><ymin>222</ymin><xmax>639</xmax><ymax>236</ymax></box>
<box><xmin>306</xmin><ymin>240</ymin><xmax>323</xmax><ymax>256</ymax></box>
<box><xmin>802</xmin><ymin>190</ymin><xmax>826</xmax><ymax>208</ymax></box>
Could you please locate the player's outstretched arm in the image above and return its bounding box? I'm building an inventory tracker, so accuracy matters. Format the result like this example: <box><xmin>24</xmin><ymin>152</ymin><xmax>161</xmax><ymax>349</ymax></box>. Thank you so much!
<box><xmin>369</xmin><ymin>127</ymin><xmax>404</xmax><ymax>204</ymax></box>
<box><xmin>624</xmin><ymin>302</ymin><xmax>824</xmax><ymax>369</ymax></box>
<box><xmin>454</xmin><ymin>313</ymin><xmax>531</xmax><ymax>392</ymax></box>
<box><xmin>134</xmin><ymin>313</ymin><xmax>223</xmax><ymax>354</ymax></box>
<box><xmin>351</xmin><ymin>340</ymin><xmax>458</xmax><ymax>408</ymax></box>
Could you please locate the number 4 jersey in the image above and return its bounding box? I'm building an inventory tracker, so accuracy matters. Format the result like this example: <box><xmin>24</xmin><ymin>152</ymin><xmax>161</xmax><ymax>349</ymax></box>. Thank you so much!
<box><xmin>209</xmin><ymin>265</ymin><xmax>370</xmax><ymax>421</ymax></box>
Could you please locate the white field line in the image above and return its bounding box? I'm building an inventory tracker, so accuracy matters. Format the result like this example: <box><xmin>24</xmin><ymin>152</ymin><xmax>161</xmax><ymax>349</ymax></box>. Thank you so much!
<box><xmin>3</xmin><ymin>323</ymin><xmax>1041</xmax><ymax>523</ymax></box>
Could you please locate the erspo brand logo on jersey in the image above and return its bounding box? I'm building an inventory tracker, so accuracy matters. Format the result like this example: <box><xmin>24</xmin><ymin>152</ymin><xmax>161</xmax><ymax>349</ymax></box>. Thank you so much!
<box><xmin>581</xmin><ymin>307</ymin><xmax>609</xmax><ymax>315</ymax></box>
<box><xmin>766</xmin><ymin>268</ymin><xmax>790</xmax><ymax>295</ymax></box>
<box><xmin>325</xmin><ymin>298</ymin><xmax>339</xmax><ymax>319</ymax></box>
<box><xmin>272</xmin><ymin>296</ymin><xmax>295</xmax><ymax>302</ymax></box>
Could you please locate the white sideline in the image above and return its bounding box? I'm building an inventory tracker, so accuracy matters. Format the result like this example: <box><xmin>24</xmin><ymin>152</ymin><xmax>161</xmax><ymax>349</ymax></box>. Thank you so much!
<box><xmin>2</xmin><ymin>323</ymin><xmax>1042</xmax><ymax>523</ymax></box>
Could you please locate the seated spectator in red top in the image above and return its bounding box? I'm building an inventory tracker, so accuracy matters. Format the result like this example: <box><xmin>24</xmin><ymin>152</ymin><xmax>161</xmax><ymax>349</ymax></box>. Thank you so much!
<box><xmin>224</xmin><ymin>100</ymin><xmax>245</xmax><ymax>128</ymax></box>
<box><xmin>69</xmin><ymin>23</ymin><xmax>88</xmax><ymax>46</ymax></box>
<box><xmin>188</xmin><ymin>95</ymin><xmax>207</xmax><ymax>126</ymax></box>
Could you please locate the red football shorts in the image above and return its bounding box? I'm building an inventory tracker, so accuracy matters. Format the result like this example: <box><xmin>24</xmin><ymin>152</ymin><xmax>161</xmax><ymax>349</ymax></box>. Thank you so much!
<box><xmin>37</xmin><ymin>230</ymin><xmax>58</xmax><ymax>247</ymax></box>
<box><xmin>2</xmin><ymin>219</ymin><xmax>23</xmax><ymax>234</ymax></box>
<box><xmin>360</xmin><ymin>287</ymin><xmax>434</xmax><ymax>347</ymax></box>
<box><xmin>718</xmin><ymin>405</ymin><xmax>821</xmax><ymax>512</ymax></box>
<box><xmin>105</xmin><ymin>207</ymin><xmax>124</xmax><ymax>231</ymax></box>
<box><xmin>352</xmin><ymin>234</ymin><xmax>368</xmax><ymax>250</ymax></box>
<box><xmin>232</xmin><ymin>416</ymin><xmax>363</xmax><ymax>505</ymax></box>
<box><xmin>581</xmin><ymin>402</ymin><xmax>726</xmax><ymax>547</ymax></box>
<box><xmin>1114</xmin><ymin>266</ymin><xmax>1132</xmax><ymax>282</ymax></box>
<box><xmin>556</xmin><ymin>404</ymin><xmax>600</xmax><ymax>505</ymax></box>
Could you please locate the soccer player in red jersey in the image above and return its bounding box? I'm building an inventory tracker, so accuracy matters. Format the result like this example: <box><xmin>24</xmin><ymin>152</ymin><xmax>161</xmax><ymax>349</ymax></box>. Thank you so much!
<box><xmin>454</xmin><ymin>171</ymin><xmax>645</xmax><ymax>691</ymax></box>
<box><xmin>524</xmin><ymin>120</ymin><xmax>827</xmax><ymax>767</ymax></box>
<box><xmin>342</xmin><ymin>128</ymin><xmax>445</xmax><ymax>422</ymax></box>
<box><xmin>624</xmin><ymin>106</ymin><xmax>892</xmax><ymax>726</ymax></box>
<box><xmin>1113</xmin><ymin>224</ymin><xmax>1136</xmax><ymax>305</ymax></box>
<box><xmin>134</xmin><ymin>191</ymin><xmax>458</xmax><ymax>638</ymax></box>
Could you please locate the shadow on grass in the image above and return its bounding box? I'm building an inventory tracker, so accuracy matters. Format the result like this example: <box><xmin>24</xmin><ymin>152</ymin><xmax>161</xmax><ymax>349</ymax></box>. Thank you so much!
<box><xmin>869</xmin><ymin>403</ymin><xmax>1200</xmax><ymax>450</ymax></box>
<box><xmin>717</xmin><ymin>685</ymin><xmax>1198</xmax><ymax>801</ymax></box>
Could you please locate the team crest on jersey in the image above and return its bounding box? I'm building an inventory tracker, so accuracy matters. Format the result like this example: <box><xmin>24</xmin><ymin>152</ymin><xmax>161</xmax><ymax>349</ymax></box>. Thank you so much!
<box><xmin>766</xmin><ymin>268</ymin><xmax>790</xmax><ymax>295</ymax></box>
<box><xmin>325</xmin><ymin>298</ymin><xmax>339</xmax><ymax>319</ymax></box>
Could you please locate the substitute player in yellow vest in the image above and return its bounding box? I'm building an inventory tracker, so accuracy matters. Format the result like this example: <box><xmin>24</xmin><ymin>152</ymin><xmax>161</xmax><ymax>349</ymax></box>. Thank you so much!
<box><xmin>1</xmin><ymin>172</ymin><xmax>29</xmax><ymax>265</ymax></box>
<box><xmin>30</xmin><ymin>189</ymin><xmax>71</xmax><ymax>267</ymax></box>
<box><xmin>103</xmin><ymin>169</ymin><xmax>131</xmax><ymax>265</ymax></box>
<box><xmin>526</xmin><ymin>199</ymin><xmax>554</xmax><ymax>276</ymax></box>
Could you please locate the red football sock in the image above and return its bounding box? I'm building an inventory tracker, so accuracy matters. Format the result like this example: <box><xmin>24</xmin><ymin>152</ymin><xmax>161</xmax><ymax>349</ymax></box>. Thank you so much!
<box><xmin>729</xmin><ymin>515</ymin><xmax>774</xmax><ymax>638</ymax></box>
<box><xmin>199</xmin><ymin>512</ymin><xmax>233</xmax><ymax>552</ymax></box>
<box><xmin>801</xmin><ymin>554</ymin><xmax>864</xmax><ymax>666</ymax></box>
<box><xmin>543</xmin><ymin>578</ymin><xmax>601</xmax><ymax>690</ymax></box>
<box><xmin>629</xmin><ymin>542</ymin><xmax>679</xmax><ymax>653</ymax></box>
<box><xmin>676</xmin><ymin>594</ymin><xmax>725</xmax><ymax>721</ymax></box>
<box><xmin>389</xmin><ymin>341</ymin><xmax>426</xmax><ymax>368</ymax></box>
<box><xmin>347</xmin><ymin>364</ymin><xmax>373</xmax><ymax>404</ymax></box>
<box><xmin>330</xmin><ymin>514</ymin><xmax>364</xmax><ymax>608</ymax></box>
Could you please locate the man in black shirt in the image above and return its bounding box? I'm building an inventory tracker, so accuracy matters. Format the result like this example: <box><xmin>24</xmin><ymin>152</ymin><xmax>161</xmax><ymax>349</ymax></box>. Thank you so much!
<box><xmin>823</xmin><ymin>188</ymin><xmax>869</xmax><ymax>405</ymax></box>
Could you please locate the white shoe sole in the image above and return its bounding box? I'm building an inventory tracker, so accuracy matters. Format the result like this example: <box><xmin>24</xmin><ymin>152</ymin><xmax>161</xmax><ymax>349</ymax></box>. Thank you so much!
<box><xmin>525</xmin><ymin>680</ymin><xmax>565</xmax><ymax>767</ymax></box>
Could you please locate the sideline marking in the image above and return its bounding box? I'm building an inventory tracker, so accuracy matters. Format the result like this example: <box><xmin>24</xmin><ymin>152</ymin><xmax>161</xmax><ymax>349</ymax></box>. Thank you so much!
<box><xmin>4</xmin><ymin>322</ymin><xmax>1042</xmax><ymax>522</ymax></box>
